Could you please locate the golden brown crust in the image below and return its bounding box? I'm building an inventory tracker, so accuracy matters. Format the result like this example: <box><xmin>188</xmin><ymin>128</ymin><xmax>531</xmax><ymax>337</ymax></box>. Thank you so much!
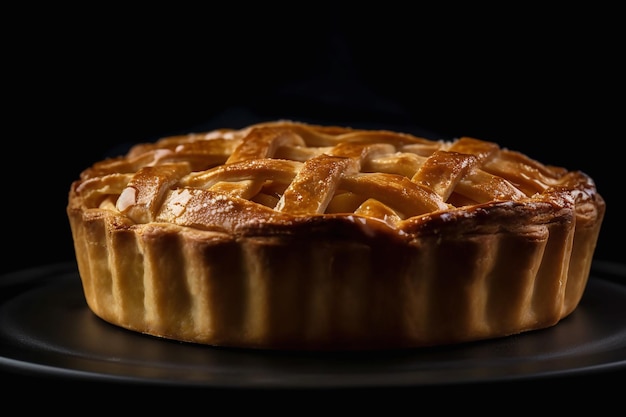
<box><xmin>67</xmin><ymin>120</ymin><xmax>605</xmax><ymax>350</ymax></box>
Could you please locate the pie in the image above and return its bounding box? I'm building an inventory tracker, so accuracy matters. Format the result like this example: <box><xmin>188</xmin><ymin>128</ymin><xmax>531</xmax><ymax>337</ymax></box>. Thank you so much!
<box><xmin>67</xmin><ymin>120</ymin><xmax>606</xmax><ymax>350</ymax></box>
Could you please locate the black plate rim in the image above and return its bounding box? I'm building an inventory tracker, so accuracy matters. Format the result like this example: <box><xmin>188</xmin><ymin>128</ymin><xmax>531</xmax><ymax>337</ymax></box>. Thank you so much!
<box><xmin>0</xmin><ymin>261</ymin><xmax>625</xmax><ymax>389</ymax></box>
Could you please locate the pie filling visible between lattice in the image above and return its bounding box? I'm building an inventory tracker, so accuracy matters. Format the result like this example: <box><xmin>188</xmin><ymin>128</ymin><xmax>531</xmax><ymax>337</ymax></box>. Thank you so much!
<box><xmin>67</xmin><ymin>120</ymin><xmax>605</xmax><ymax>350</ymax></box>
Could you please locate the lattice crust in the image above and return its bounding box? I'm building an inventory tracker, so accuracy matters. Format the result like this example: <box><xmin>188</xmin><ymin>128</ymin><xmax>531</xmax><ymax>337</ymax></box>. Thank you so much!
<box><xmin>67</xmin><ymin>120</ymin><xmax>606</xmax><ymax>350</ymax></box>
<box><xmin>72</xmin><ymin>120</ymin><xmax>599</xmax><ymax>234</ymax></box>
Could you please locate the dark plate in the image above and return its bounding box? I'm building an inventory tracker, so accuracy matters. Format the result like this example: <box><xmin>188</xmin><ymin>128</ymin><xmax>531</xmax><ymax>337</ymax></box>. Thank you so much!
<box><xmin>0</xmin><ymin>262</ymin><xmax>625</xmax><ymax>388</ymax></box>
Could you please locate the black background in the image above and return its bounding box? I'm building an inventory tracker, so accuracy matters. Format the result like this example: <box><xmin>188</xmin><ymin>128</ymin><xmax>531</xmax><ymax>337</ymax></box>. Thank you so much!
<box><xmin>2</xmin><ymin>4</ymin><xmax>623</xmax><ymax>400</ymax></box>
<box><xmin>7</xmin><ymin>6</ymin><xmax>622</xmax><ymax>274</ymax></box>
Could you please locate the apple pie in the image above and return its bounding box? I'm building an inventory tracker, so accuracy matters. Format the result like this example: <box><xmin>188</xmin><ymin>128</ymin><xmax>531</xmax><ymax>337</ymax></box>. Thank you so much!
<box><xmin>67</xmin><ymin>120</ymin><xmax>605</xmax><ymax>350</ymax></box>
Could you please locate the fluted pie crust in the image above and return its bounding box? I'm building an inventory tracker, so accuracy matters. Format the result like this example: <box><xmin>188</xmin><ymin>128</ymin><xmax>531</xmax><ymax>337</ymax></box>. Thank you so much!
<box><xmin>67</xmin><ymin>120</ymin><xmax>605</xmax><ymax>350</ymax></box>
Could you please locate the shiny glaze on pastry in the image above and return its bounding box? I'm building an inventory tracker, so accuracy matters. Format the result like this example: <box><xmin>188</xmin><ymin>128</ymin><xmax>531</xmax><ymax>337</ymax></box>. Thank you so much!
<box><xmin>67</xmin><ymin>120</ymin><xmax>605</xmax><ymax>350</ymax></box>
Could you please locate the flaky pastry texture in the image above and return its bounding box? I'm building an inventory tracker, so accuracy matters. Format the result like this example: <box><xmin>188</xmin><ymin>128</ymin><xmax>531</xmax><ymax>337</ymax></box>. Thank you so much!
<box><xmin>67</xmin><ymin>120</ymin><xmax>605</xmax><ymax>350</ymax></box>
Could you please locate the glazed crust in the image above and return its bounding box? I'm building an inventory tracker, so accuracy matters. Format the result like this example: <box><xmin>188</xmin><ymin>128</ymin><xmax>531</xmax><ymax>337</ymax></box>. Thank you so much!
<box><xmin>67</xmin><ymin>120</ymin><xmax>605</xmax><ymax>350</ymax></box>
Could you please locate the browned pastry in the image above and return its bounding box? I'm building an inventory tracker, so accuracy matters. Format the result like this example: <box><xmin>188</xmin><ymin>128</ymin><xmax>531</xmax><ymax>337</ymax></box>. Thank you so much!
<box><xmin>67</xmin><ymin>120</ymin><xmax>605</xmax><ymax>350</ymax></box>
